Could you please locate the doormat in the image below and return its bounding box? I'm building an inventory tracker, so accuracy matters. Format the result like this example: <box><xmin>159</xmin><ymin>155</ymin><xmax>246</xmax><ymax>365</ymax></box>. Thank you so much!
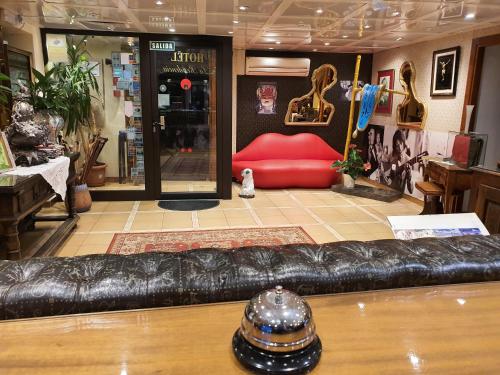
<box><xmin>158</xmin><ymin>200</ymin><xmax>220</xmax><ymax>211</ymax></box>
<box><xmin>161</xmin><ymin>152</ymin><xmax>210</xmax><ymax>181</ymax></box>
<box><xmin>331</xmin><ymin>184</ymin><xmax>403</xmax><ymax>202</ymax></box>
<box><xmin>106</xmin><ymin>227</ymin><xmax>316</xmax><ymax>254</ymax></box>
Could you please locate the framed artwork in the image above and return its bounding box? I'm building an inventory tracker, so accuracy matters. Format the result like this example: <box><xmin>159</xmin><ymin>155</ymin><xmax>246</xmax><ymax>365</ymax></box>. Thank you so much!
<box><xmin>440</xmin><ymin>0</ymin><xmax>464</xmax><ymax>20</ymax></box>
<box><xmin>376</xmin><ymin>69</ymin><xmax>394</xmax><ymax>114</ymax></box>
<box><xmin>256</xmin><ymin>82</ymin><xmax>277</xmax><ymax>114</ymax></box>
<box><xmin>431</xmin><ymin>46</ymin><xmax>460</xmax><ymax>96</ymax></box>
<box><xmin>0</xmin><ymin>132</ymin><xmax>16</xmax><ymax>173</ymax></box>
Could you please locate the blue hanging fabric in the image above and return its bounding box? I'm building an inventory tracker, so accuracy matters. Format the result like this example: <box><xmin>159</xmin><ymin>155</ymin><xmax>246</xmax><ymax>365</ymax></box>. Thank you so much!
<box><xmin>353</xmin><ymin>84</ymin><xmax>382</xmax><ymax>138</ymax></box>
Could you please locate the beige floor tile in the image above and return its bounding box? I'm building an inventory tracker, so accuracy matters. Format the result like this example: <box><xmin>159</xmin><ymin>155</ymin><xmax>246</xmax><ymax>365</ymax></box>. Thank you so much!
<box><xmin>56</xmin><ymin>244</ymin><xmax>80</xmax><ymax>257</ymax></box>
<box><xmin>197</xmin><ymin>210</ymin><xmax>225</xmax><ymax>220</ymax></box>
<box><xmin>259</xmin><ymin>216</ymin><xmax>290</xmax><ymax>225</ymax></box>
<box><xmin>226</xmin><ymin>217</ymin><xmax>257</xmax><ymax>227</ymax></box>
<box><xmin>254</xmin><ymin>207</ymin><xmax>283</xmax><ymax>217</ymax></box>
<box><xmin>76</xmin><ymin>245</ymin><xmax>108</xmax><ymax>256</ymax></box>
<box><xmin>198</xmin><ymin>218</ymin><xmax>229</xmax><ymax>228</ymax></box>
<box><xmin>106</xmin><ymin>201</ymin><xmax>135</xmax><ymax>212</ymax></box>
<box><xmin>131</xmin><ymin>213</ymin><xmax>164</xmax><ymax>230</ymax></box>
<box><xmin>329</xmin><ymin>223</ymin><xmax>365</xmax><ymax>236</ymax></box>
<box><xmin>302</xmin><ymin>225</ymin><xmax>339</xmax><ymax>244</ymax></box>
<box><xmin>223</xmin><ymin>210</ymin><xmax>253</xmax><ymax>219</ymax></box>
<box><xmin>75</xmin><ymin>221</ymin><xmax>97</xmax><ymax>233</ymax></box>
<box><xmin>363</xmin><ymin>223</ymin><xmax>392</xmax><ymax>234</ymax></box>
<box><xmin>95</xmin><ymin>213</ymin><xmax>130</xmax><ymax>223</ymax></box>
<box><xmin>62</xmin><ymin>233</ymin><xmax>88</xmax><ymax>248</ymax></box>
<box><xmin>87</xmin><ymin>201</ymin><xmax>110</xmax><ymax>213</ymax></box>
<box><xmin>219</xmin><ymin>199</ymin><xmax>246</xmax><ymax>209</ymax></box>
<box><xmin>91</xmin><ymin>221</ymin><xmax>126</xmax><ymax>232</ymax></box>
<box><xmin>82</xmin><ymin>233</ymin><xmax>115</xmax><ymax>246</ymax></box>
<box><xmin>138</xmin><ymin>201</ymin><xmax>161</xmax><ymax>211</ymax></box>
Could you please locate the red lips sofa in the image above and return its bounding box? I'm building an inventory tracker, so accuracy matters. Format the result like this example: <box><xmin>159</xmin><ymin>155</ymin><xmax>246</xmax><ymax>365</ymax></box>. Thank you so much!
<box><xmin>232</xmin><ymin>133</ymin><xmax>343</xmax><ymax>188</ymax></box>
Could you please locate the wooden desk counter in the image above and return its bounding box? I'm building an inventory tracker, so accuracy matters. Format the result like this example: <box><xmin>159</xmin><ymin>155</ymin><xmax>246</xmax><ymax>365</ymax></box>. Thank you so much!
<box><xmin>1</xmin><ymin>282</ymin><xmax>500</xmax><ymax>374</ymax></box>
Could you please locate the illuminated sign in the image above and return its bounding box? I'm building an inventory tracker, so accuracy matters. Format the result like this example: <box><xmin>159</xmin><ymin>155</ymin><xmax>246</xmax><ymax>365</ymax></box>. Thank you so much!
<box><xmin>149</xmin><ymin>41</ymin><xmax>175</xmax><ymax>51</ymax></box>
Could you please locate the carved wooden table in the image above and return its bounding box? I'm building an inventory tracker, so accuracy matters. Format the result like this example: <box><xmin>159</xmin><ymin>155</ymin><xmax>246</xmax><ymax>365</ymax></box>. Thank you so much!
<box><xmin>0</xmin><ymin>153</ymin><xmax>79</xmax><ymax>259</ymax></box>
<box><xmin>1</xmin><ymin>282</ymin><xmax>500</xmax><ymax>374</ymax></box>
<box><xmin>424</xmin><ymin>160</ymin><xmax>472</xmax><ymax>214</ymax></box>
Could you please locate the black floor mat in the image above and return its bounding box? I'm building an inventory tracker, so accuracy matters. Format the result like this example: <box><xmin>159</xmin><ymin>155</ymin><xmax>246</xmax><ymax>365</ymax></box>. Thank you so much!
<box><xmin>158</xmin><ymin>200</ymin><xmax>220</xmax><ymax>211</ymax></box>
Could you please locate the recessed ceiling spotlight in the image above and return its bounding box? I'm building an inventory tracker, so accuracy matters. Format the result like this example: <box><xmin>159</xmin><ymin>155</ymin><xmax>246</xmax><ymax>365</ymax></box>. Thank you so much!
<box><xmin>392</xmin><ymin>11</ymin><xmax>400</xmax><ymax>17</ymax></box>
<box><xmin>228</xmin><ymin>31</ymin><xmax>233</xmax><ymax>34</ymax></box>
<box><xmin>233</xmin><ymin>20</ymin><xmax>239</xmax><ymax>24</ymax></box>
<box><xmin>239</xmin><ymin>5</ymin><xmax>248</xmax><ymax>11</ymax></box>
<box><xmin>268</xmin><ymin>47</ymin><xmax>274</xmax><ymax>50</ymax></box>
<box><xmin>164</xmin><ymin>16</ymin><xmax>170</xmax><ymax>21</ymax></box>
<box><xmin>275</xmin><ymin>41</ymin><xmax>281</xmax><ymax>44</ymax></box>
<box><xmin>155</xmin><ymin>0</ymin><xmax>163</xmax><ymax>5</ymax></box>
<box><xmin>342</xmin><ymin>35</ymin><xmax>348</xmax><ymax>38</ymax></box>
<box><xmin>396</xmin><ymin>37</ymin><xmax>403</xmax><ymax>41</ymax></box>
<box><xmin>316</xmin><ymin>8</ymin><xmax>323</xmax><ymax>14</ymax></box>
<box><xmin>465</xmin><ymin>13</ymin><xmax>476</xmax><ymax>20</ymax></box>
<box><xmin>313</xmin><ymin>48</ymin><xmax>318</xmax><ymax>52</ymax></box>
<box><xmin>169</xmin><ymin>28</ymin><xmax>176</xmax><ymax>32</ymax></box>
<box><xmin>364</xmin><ymin>25</ymin><xmax>371</xmax><ymax>29</ymax></box>
<box><xmin>324</xmin><ymin>42</ymin><xmax>330</xmax><ymax>46</ymax></box>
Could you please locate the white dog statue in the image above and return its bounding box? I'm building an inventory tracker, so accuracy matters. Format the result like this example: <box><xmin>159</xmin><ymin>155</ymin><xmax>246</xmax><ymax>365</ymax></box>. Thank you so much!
<box><xmin>239</xmin><ymin>168</ymin><xmax>255</xmax><ymax>198</ymax></box>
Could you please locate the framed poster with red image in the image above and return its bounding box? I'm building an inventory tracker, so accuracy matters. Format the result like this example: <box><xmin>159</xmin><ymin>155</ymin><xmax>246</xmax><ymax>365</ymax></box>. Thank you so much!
<box><xmin>375</xmin><ymin>69</ymin><xmax>394</xmax><ymax>114</ymax></box>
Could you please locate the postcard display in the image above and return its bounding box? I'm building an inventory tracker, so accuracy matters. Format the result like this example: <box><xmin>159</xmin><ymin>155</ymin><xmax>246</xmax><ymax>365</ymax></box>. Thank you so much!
<box><xmin>111</xmin><ymin>49</ymin><xmax>144</xmax><ymax>184</ymax></box>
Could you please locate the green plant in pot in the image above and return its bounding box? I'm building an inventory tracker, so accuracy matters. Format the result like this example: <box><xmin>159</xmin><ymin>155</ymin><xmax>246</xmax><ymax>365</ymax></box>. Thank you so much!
<box><xmin>53</xmin><ymin>37</ymin><xmax>103</xmax><ymax>212</ymax></box>
<box><xmin>332</xmin><ymin>144</ymin><xmax>371</xmax><ymax>188</ymax></box>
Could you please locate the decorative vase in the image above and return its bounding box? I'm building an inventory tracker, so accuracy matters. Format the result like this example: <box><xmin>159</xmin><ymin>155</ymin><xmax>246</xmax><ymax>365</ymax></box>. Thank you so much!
<box><xmin>343</xmin><ymin>174</ymin><xmax>355</xmax><ymax>189</ymax></box>
<box><xmin>74</xmin><ymin>183</ymin><xmax>92</xmax><ymax>213</ymax></box>
<box><xmin>87</xmin><ymin>162</ymin><xmax>107</xmax><ymax>187</ymax></box>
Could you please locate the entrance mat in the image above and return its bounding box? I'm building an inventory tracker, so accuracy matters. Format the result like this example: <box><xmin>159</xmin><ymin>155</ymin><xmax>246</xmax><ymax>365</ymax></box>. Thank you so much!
<box><xmin>331</xmin><ymin>184</ymin><xmax>403</xmax><ymax>202</ymax></box>
<box><xmin>161</xmin><ymin>152</ymin><xmax>210</xmax><ymax>181</ymax></box>
<box><xmin>106</xmin><ymin>227</ymin><xmax>316</xmax><ymax>254</ymax></box>
<box><xmin>158</xmin><ymin>200</ymin><xmax>220</xmax><ymax>211</ymax></box>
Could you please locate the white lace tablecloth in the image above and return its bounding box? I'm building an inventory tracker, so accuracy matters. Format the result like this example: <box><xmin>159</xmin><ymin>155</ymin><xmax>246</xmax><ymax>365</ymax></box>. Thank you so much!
<box><xmin>5</xmin><ymin>156</ymin><xmax>71</xmax><ymax>200</ymax></box>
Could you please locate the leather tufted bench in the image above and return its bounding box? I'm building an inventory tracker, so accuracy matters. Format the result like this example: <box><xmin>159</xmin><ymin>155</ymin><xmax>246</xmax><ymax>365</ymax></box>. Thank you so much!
<box><xmin>0</xmin><ymin>234</ymin><xmax>499</xmax><ymax>320</ymax></box>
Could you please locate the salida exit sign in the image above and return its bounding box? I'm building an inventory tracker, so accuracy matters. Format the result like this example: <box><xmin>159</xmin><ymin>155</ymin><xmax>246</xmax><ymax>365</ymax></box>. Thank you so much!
<box><xmin>149</xmin><ymin>41</ymin><xmax>175</xmax><ymax>51</ymax></box>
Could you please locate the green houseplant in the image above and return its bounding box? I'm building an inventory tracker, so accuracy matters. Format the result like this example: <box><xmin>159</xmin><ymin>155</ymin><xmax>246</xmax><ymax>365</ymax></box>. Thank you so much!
<box><xmin>0</xmin><ymin>71</ymin><xmax>12</xmax><ymax>128</ymax></box>
<box><xmin>332</xmin><ymin>144</ymin><xmax>371</xmax><ymax>188</ymax></box>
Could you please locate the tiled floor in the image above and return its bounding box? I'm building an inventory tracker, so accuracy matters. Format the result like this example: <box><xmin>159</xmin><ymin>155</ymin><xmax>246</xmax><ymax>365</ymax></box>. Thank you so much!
<box><xmin>44</xmin><ymin>182</ymin><xmax>422</xmax><ymax>257</ymax></box>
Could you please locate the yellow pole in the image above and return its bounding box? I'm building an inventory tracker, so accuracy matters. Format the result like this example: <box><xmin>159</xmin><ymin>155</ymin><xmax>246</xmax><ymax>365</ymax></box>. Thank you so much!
<box><xmin>383</xmin><ymin>88</ymin><xmax>407</xmax><ymax>96</ymax></box>
<box><xmin>343</xmin><ymin>55</ymin><xmax>362</xmax><ymax>160</ymax></box>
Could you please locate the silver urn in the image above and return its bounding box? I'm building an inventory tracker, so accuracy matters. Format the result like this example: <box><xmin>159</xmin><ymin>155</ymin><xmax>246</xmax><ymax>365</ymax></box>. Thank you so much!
<box><xmin>232</xmin><ymin>285</ymin><xmax>322</xmax><ymax>374</ymax></box>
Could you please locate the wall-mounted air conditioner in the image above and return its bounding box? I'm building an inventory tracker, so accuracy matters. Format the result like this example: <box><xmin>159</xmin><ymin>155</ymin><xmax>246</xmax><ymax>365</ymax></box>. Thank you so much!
<box><xmin>245</xmin><ymin>57</ymin><xmax>310</xmax><ymax>77</ymax></box>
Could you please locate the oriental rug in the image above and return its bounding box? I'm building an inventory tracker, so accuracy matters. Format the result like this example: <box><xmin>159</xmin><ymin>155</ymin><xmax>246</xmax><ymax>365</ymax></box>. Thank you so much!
<box><xmin>106</xmin><ymin>226</ymin><xmax>315</xmax><ymax>255</ymax></box>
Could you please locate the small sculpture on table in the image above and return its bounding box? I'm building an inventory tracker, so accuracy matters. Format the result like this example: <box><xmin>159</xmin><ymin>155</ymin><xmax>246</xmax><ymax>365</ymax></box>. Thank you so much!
<box><xmin>5</xmin><ymin>84</ymin><xmax>64</xmax><ymax>166</ymax></box>
<box><xmin>239</xmin><ymin>168</ymin><xmax>255</xmax><ymax>198</ymax></box>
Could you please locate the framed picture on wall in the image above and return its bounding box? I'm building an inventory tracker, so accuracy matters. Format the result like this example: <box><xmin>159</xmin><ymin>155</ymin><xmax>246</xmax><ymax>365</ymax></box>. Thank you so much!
<box><xmin>431</xmin><ymin>46</ymin><xmax>460</xmax><ymax>96</ymax></box>
<box><xmin>256</xmin><ymin>82</ymin><xmax>277</xmax><ymax>114</ymax></box>
<box><xmin>0</xmin><ymin>132</ymin><xmax>16</xmax><ymax>173</ymax></box>
<box><xmin>376</xmin><ymin>69</ymin><xmax>394</xmax><ymax>114</ymax></box>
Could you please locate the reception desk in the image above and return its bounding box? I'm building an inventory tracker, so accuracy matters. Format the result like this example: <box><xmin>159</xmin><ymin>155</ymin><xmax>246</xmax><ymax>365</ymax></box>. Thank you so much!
<box><xmin>1</xmin><ymin>282</ymin><xmax>500</xmax><ymax>374</ymax></box>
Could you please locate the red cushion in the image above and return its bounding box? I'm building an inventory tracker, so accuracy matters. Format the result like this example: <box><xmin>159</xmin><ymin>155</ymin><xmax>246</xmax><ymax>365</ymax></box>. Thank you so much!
<box><xmin>232</xmin><ymin>133</ymin><xmax>343</xmax><ymax>189</ymax></box>
<box><xmin>232</xmin><ymin>160</ymin><xmax>340</xmax><ymax>188</ymax></box>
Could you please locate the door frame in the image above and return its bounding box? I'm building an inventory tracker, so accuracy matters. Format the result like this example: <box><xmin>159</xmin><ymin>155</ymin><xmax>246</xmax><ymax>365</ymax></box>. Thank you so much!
<box><xmin>41</xmin><ymin>29</ymin><xmax>232</xmax><ymax>201</ymax></box>
<box><xmin>461</xmin><ymin>33</ymin><xmax>500</xmax><ymax>132</ymax></box>
<box><xmin>140</xmin><ymin>34</ymin><xmax>232</xmax><ymax>200</ymax></box>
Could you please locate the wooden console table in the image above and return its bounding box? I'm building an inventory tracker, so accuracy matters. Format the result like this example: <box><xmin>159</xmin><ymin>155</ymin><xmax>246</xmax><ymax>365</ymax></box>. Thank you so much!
<box><xmin>469</xmin><ymin>166</ymin><xmax>500</xmax><ymax>234</ymax></box>
<box><xmin>424</xmin><ymin>160</ymin><xmax>472</xmax><ymax>213</ymax></box>
<box><xmin>0</xmin><ymin>153</ymin><xmax>79</xmax><ymax>260</ymax></box>
<box><xmin>1</xmin><ymin>282</ymin><xmax>500</xmax><ymax>374</ymax></box>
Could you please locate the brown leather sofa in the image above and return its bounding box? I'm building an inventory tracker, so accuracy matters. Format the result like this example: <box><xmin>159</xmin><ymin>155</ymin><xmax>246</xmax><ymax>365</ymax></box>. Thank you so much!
<box><xmin>1</xmin><ymin>234</ymin><xmax>499</xmax><ymax>320</ymax></box>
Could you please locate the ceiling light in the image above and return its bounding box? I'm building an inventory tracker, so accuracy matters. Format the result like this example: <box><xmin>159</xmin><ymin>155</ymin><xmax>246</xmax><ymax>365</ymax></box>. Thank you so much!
<box><xmin>239</xmin><ymin>5</ymin><xmax>248</xmax><ymax>11</ymax></box>
<box><xmin>396</xmin><ymin>37</ymin><xmax>403</xmax><ymax>41</ymax></box>
<box><xmin>164</xmin><ymin>16</ymin><xmax>170</xmax><ymax>21</ymax></box>
<box><xmin>268</xmin><ymin>47</ymin><xmax>274</xmax><ymax>50</ymax></box>
<box><xmin>313</xmin><ymin>48</ymin><xmax>318</xmax><ymax>52</ymax></box>
<box><xmin>168</xmin><ymin>28</ymin><xmax>176</xmax><ymax>32</ymax></box>
<box><xmin>465</xmin><ymin>13</ymin><xmax>476</xmax><ymax>20</ymax></box>
<box><xmin>316</xmin><ymin>8</ymin><xmax>323</xmax><ymax>14</ymax></box>
<box><xmin>324</xmin><ymin>42</ymin><xmax>330</xmax><ymax>46</ymax></box>
<box><xmin>364</xmin><ymin>25</ymin><xmax>371</xmax><ymax>29</ymax></box>
<box><xmin>275</xmin><ymin>41</ymin><xmax>281</xmax><ymax>44</ymax></box>
<box><xmin>233</xmin><ymin>20</ymin><xmax>239</xmax><ymax>24</ymax></box>
<box><xmin>342</xmin><ymin>35</ymin><xmax>348</xmax><ymax>38</ymax></box>
<box><xmin>228</xmin><ymin>31</ymin><xmax>233</xmax><ymax>34</ymax></box>
<box><xmin>392</xmin><ymin>11</ymin><xmax>400</xmax><ymax>16</ymax></box>
<box><xmin>156</xmin><ymin>0</ymin><xmax>163</xmax><ymax>5</ymax></box>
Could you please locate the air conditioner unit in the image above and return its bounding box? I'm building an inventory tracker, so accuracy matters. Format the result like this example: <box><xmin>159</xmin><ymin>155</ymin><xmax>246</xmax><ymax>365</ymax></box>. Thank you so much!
<box><xmin>245</xmin><ymin>57</ymin><xmax>310</xmax><ymax>77</ymax></box>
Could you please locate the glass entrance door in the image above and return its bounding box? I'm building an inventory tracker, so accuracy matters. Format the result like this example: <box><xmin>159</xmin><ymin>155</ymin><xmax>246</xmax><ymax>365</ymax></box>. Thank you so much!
<box><xmin>152</xmin><ymin>46</ymin><xmax>217</xmax><ymax>195</ymax></box>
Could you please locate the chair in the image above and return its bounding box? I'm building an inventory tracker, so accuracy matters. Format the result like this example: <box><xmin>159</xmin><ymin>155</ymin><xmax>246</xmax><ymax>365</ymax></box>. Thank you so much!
<box><xmin>415</xmin><ymin>181</ymin><xmax>444</xmax><ymax>215</ymax></box>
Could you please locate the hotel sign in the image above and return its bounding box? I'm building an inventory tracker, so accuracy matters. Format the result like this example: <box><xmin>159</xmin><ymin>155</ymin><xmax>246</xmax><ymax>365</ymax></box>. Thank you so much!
<box><xmin>149</xmin><ymin>41</ymin><xmax>175</xmax><ymax>51</ymax></box>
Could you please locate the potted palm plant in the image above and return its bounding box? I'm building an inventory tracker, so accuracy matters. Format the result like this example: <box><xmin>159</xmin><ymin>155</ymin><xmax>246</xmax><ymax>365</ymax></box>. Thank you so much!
<box><xmin>53</xmin><ymin>37</ymin><xmax>103</xmax><ymax>212</ymax></box>
<box><xmin>0</xmin><ymin>71</ymin><xmax>12</xmax><ymax>128</ymax></box>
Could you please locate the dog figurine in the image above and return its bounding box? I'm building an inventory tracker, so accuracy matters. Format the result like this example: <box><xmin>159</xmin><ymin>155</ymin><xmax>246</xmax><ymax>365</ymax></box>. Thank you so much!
<box><xmin>239</xmin><ymin>168</ymin><xmax>255</xmax><ymax>198</ymax></box>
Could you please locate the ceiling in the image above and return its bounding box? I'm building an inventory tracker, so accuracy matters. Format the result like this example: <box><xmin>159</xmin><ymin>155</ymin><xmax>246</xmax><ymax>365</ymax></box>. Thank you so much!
<box><xmin>1</xmin><ymin>0</ymin><xmax>500</xmax><ymax>52</ymax></box>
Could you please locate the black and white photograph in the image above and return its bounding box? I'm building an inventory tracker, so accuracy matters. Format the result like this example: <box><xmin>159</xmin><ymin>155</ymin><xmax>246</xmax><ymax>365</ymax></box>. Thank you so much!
<box><xmin>431</xmin><ymin>46</ymin><xmax>460</xmax><ymax>96</ymax></box>
<box><xmin>362</xmin><ymin>124</ymin><xmax>385</xmax><ymax>177</ymax></box>
<box><xmin>367</xmin><ymin>125</ymin><xmax>429</xmax><ymax>196</ymax></box>
<box><xmin>340</xmin><ymin>80</ymin><xmax>365</xmax><ymax>101</ymax></box>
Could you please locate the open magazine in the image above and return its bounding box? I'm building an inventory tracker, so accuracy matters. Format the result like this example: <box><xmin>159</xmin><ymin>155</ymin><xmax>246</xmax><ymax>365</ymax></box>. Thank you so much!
<box><xmin>387</xmin><ymin>213</ymin><xmax>489</xmax><ymax>240</ymax></box>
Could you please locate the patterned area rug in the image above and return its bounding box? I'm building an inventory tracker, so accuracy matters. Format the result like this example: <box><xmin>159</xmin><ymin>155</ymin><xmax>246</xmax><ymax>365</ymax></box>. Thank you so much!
<box><xmin>107</xmin><ymin>227</ymin><xmax>316</xmax><ymax>254</ymax></box>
